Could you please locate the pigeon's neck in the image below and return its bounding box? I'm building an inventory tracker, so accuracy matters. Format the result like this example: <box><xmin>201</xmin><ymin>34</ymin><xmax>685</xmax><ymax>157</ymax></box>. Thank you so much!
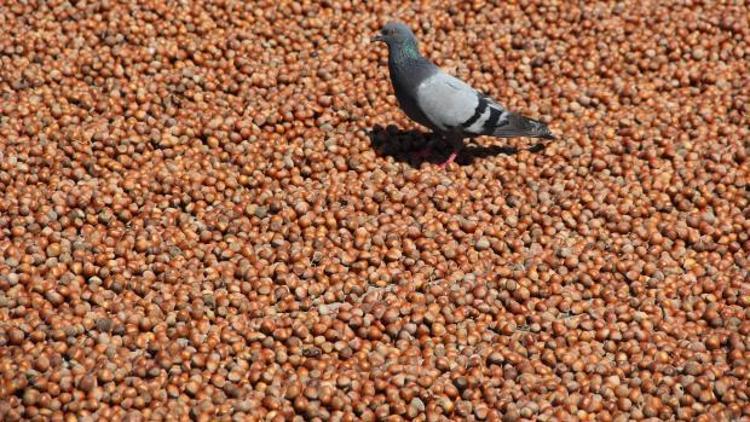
<box><xmin>388</xmin><ymin>41</ymin><xmax>432</xmax><ymax>90</ymax></box>
<box><xmin>387</xmin><ymin>45</ymin><xmax>436</xmax><ymax>112</ymax></box>
<box><xmin>388</xmin><ymin>41</ymin><xmax>422</xmax><ymax>66</ymax></box>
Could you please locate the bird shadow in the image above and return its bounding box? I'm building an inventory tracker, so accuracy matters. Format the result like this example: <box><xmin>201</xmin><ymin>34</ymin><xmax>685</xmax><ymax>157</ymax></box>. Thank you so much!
<box><xmin>368</xmin><ymin>125</ymin><xmax>549</xmax><ymax>168</ymax></box>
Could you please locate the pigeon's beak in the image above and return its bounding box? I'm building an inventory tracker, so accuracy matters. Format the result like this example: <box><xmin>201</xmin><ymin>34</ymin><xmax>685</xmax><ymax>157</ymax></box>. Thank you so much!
<box><xmin>371</xmin><ymin>34</ymin><xmax>384</xmax><ymax>43</ymax></box>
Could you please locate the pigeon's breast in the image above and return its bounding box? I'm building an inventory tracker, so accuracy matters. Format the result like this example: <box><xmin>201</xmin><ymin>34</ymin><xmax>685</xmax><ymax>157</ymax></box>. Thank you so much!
<box><xmin>393</xmin><ymin>84</ymin><xmax>436</xmax><ymax>130</ymax></box>
<box><xmin>388</xmin><ymin>57</ymin><xmax>440</xmax><ymax>131</ymax></box>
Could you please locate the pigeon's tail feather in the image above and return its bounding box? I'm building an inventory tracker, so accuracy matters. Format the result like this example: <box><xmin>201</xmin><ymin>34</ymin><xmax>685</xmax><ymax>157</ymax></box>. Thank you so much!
<box><xmin>491</xmin><ymin>113</ymin><xmax>556</xmax><ymax>140</ymax></box>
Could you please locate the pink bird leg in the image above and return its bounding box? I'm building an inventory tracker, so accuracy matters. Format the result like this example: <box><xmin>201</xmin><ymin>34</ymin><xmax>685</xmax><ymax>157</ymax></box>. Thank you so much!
<box><xmin>437</xmin><ymin>150</ymin><xmax>458</xmax><ymax>169</ymax></box>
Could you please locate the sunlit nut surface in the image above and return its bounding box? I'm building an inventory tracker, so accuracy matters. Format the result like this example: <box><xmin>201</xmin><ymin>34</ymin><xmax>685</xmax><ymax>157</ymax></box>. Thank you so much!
<box><xmin>0</xmin><ymin>1</ymin><xmax>748</xmax><ymax>420</ymax></box>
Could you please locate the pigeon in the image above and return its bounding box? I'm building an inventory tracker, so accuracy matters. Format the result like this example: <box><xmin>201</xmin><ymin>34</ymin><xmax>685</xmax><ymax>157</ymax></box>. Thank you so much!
<box><xmin>372</xmin><ymin>21</ymin><xmax>555</xmax><ymax>168</ymax></box>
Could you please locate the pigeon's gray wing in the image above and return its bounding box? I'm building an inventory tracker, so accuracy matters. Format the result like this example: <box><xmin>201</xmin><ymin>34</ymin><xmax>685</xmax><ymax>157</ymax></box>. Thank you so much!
<box><xmin>415</xmin><ymin>71</ymin><xmax>510</xmax><ymax>136</ymax></box>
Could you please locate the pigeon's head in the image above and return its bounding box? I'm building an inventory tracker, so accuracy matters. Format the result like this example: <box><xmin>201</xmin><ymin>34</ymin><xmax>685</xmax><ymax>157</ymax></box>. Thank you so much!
<box><xmin>372</xmin><ymin>21</ymin><xmax>417</xmax><ymax>47</ymax></box>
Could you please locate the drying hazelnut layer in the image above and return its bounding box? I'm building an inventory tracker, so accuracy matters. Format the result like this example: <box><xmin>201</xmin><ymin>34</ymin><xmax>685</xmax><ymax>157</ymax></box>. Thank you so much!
<box><xmin>1</xmin><ymin>1</ymin><xmax>749</xmax><ymax>421</ymax></box>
